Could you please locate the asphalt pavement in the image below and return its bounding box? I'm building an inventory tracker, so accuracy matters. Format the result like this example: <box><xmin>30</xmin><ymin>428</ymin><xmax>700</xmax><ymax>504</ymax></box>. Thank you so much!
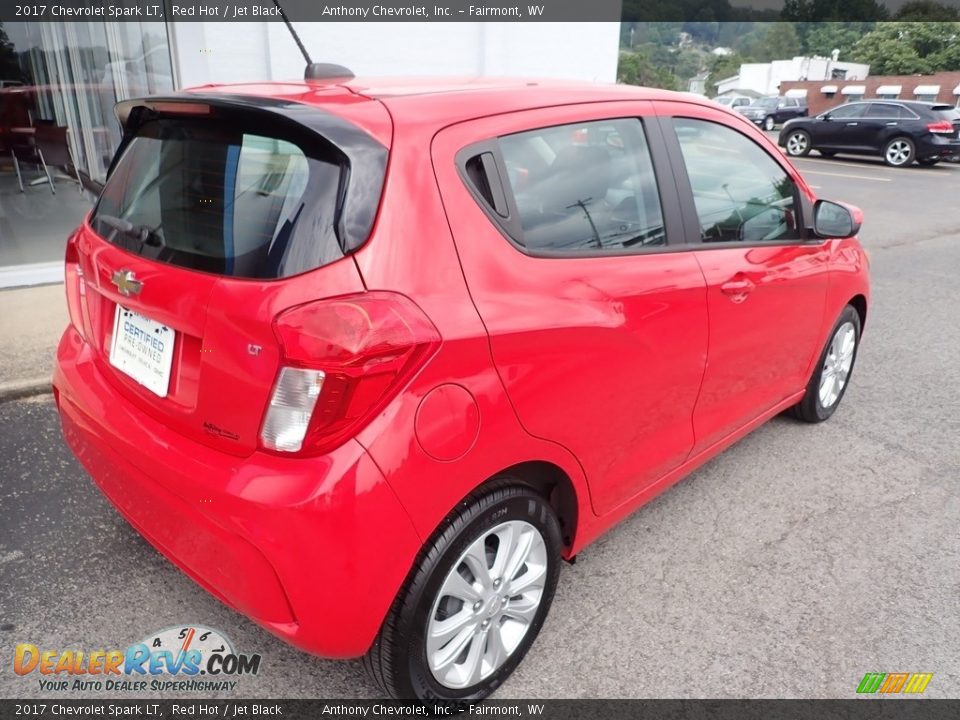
<box><xmin>2</xmin><ymin>151</ymin><xmax>959</xmax><ymax>699</ymax></box>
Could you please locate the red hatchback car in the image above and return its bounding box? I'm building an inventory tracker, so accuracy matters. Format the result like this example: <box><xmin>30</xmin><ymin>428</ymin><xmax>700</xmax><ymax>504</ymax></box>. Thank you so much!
<box><xmin>53</xmin><ymin>77</ymin><xmax>869</xmax><ymax>700</ymax></box>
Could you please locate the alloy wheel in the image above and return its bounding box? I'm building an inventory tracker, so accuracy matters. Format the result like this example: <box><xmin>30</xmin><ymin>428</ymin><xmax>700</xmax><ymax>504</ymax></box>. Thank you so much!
<box><xmin>426</xmin><ymin>520</ymin><xmax>547</xmax><ymax>690</ymax></box>
<box><xmin>764</xmin><ymin>116</ymin><xmax>775</xmax><ymax>131</ymax></box>
<box><xmin>818</xmin><ymin>321</ymin><xmax>856</xmax><ymax>409</ymax></box>
<box><xmin>786</xmin><ymin>132</ymin><xmax>809</xmax><ymax>156</ymax></box>
<box><xmin>885</xmin><ymin>139</ymin><xmax>912</xmax><ymax>166</ymax></box>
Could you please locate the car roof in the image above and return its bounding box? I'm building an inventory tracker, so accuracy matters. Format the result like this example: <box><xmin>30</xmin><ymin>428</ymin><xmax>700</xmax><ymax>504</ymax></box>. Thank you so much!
<box><xmin>187</xmin><ymin>77</ymin><xmax>729</xmax><ymax>129</ymax></box>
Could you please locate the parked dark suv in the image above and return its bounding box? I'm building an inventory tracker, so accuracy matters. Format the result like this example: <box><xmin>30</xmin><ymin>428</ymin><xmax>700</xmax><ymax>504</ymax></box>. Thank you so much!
<box><xmin>735</xmin><ymin>95</ymin><xmax>808</xmax><ymax>130</ymax></box>
<box><xmin>779</xmin><ymin>100</ymin><xmax>960</xmax><ymax>167</ymax></box>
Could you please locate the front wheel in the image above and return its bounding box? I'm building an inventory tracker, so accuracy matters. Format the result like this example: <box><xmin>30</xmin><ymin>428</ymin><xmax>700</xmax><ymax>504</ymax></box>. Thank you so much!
<box><xmin>792</xmin><ymin>305</ymin><xmax>861</xmax><ymax>423</ymax></box>
<box><xmin>784</xmin><ymin>130</ymin><xmax>811</xmax><ymax>157</ymax></box>
<box><xmin>364</xmin><ymin>482</ymin><xmax>562</xmax><ymax>700</ymax></box>
<box><xmin>883</xmin><ymin>137</ymin><xmax>914</xmax><ymax>167</ymax></box>
<box><xmin>763</xmin><ymin>116</ymin><xmax>776</xmax><ymax>131</ymax></box>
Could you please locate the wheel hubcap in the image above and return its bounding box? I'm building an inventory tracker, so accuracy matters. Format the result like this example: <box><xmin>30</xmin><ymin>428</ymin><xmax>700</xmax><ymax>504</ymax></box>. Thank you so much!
<box><xmin>818</xmin><ymin>321</ymin><xmax>856</xmax><ymax>408</ymax></box>
<box><xmin>426</xmin><ymin>520</ymin><xmax>548</xmax><ymax>689</ymax></box>
<box><xmin>787</xmin><ymin>133</ymin><xmax>808</xmax><ymax>155</ymax></box>
<box><xmin>887</xmin><ymin>141</ymin><xmax>911</xmax><ymax>165</ymax></box>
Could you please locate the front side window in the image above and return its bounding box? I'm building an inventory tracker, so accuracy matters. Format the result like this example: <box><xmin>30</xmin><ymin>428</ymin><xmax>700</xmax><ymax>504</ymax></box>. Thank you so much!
<box><xmin>673</xmin><ymin>118</ymin><xmax>801</xmax><ymax>244</ymax></box>
<box><xmin>498</xmin><ymin>118</ymin><xmax>665</xmax><ymax>252</ymax></box>
<box><xmin>825</xmin><ymin>104</ymin><xmax>867</xmax><ymax>120</ymax></box>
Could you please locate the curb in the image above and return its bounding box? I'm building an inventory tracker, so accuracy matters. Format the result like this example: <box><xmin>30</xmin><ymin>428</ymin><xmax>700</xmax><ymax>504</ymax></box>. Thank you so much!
<box><xmin>0</xmin><ymin>377</ymin><xmax>53</xmax><ymax>403</ymax></box>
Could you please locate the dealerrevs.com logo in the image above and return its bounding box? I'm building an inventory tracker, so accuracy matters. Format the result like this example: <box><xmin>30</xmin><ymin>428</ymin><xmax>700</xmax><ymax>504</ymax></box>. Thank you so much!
<box><xmin>14</xmin><ymin>626</ymin><xmax>261</xmax><ymax>693</ymax></box>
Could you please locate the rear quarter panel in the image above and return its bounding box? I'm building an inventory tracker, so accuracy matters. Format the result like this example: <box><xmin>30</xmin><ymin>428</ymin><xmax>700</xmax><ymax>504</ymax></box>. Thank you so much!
<box><xmin>351</xmin><ymin>114</ymin><xmax>594</xmax><ymax>554</ymax></box>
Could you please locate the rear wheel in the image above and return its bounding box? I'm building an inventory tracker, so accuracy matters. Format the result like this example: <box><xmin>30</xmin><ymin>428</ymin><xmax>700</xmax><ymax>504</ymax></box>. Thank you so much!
<box><xmin>883</xmin><ymin>137</ymin><xmax>914</xmax><ymax>167</ymax></box>
<box><xmin>784</xmin><ymin>130</ymin><xmax>811</xmax><ymax>157</ymax></box>
<box><xmin>763</xmin><ymin>116</ymin><xmax>776</xmax><ymax>131</ymax></box>
<box><xmin>792</xmin><ymin>305</ymin><xmax>861</xmax><ymax>423</ymax></box>
<box><xmin>364</xmin><ymin>482</ymin><xmax>562</xmax><ymax>700</ymax></box>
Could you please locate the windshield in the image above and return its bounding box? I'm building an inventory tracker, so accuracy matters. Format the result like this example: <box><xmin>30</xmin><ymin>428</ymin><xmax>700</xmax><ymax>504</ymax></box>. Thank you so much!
<box><xmin>92</xmin><ymin>117</ymin><xmax>347</xmax><ymax>279</ymax></box>
<box><xmin>754</xmin><ymin>97</ymin><xmax>779</xmax><ymax>109</ymax></box>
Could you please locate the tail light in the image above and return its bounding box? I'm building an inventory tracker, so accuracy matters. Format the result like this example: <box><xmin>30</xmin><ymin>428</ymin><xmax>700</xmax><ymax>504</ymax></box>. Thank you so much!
<box><xmin>64</xmin><ymin>230</ymin><xmax>84</xmax><ymax>338</ymax></box>
<box><xmin>260</xmin><ymin>292</ymin><xmax>441</xmax><ymax>456</ymax></box>
<box><xmin>927</xmin><ymin>120</ymin><xmax>954</xmax><ymax>134</ymax></box>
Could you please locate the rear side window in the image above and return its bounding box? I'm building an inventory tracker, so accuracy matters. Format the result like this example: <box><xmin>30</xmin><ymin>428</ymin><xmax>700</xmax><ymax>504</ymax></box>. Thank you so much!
<box><xmin>93</xmin><ymin>118</ymin><xmax>345</xmax><ymax>279</ymax></box>
<box><xmin>497</xmin><ymin>118</ymin><xmax>666</xmax><ymax>252</ymax></box>
<box><xmin>673</xmin><ymin>118</ymin><xmax>801</xmax><ymax>244</ymax></box>
<box><xmin>865</xmin><ymin>103</ymin><xmax>912</xmax><ymax>119</ymax></box>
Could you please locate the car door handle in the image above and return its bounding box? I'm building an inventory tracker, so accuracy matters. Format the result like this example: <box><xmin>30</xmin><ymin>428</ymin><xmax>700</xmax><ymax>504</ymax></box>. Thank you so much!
<box><xmin>845</xmin><ymin>122</ymin><xmax>859</xmax><ymax>126</ymax></box>
<box><xmin>886</xmin><ymin>122</ymin><xmax>898</xmax><ymax>126</ymax></box>
<box><xmin>720</xmin><ymin>278</ymin><xmax>756</xmax><ymax>295</ymax></box>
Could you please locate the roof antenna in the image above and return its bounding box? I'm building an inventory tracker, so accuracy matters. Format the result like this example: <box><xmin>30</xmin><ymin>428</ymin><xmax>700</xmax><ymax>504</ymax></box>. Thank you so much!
<box><xmin>269</xmin><ymin>0</ymin><xmax>354</xmax><ymax>82</ymax></box>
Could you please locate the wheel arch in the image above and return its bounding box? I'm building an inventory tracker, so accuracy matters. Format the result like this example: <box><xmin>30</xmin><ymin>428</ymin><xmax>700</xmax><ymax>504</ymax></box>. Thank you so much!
<box><xmin>849</xmin><ymin>293</ymin><xmax>868</xmax><ymax>330</ymax></box>
<box><xmin>487</xmin><ymin>460</ymin><xmax>580</xmax><ymax>552</ymax></box>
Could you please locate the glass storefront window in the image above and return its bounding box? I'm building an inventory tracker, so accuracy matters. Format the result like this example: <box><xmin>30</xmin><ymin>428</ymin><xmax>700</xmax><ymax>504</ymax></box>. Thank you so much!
<box><xmin>0</xmin><ymin>20</ymin><xmax>173</xmax><ymax>283</ymax></box>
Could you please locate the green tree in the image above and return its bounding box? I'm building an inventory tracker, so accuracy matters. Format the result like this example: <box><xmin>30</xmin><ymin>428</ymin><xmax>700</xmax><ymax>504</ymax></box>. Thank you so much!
<box><xmin>0</xmin><ymin>23</ymin><xmax>24</xmax><ymax>83</ymax></box>
<box><xmin>705</xmin><ymin>52</ymin><xmax>746</xmax><ymax>96</ymax></box>
<box><xmin>782</xmin><ymin>0</ymin><xmax>889</xmax><ymax>22</ymax></box>
<box><xmin>762</xmin><ymin>23</ymin><xmax>802</xmax><ymax>59</ymax></box>
<box><xmin>617</xmin><ymin>51</ymin><xmax>679</xmax><ymax>90</ymax></box>
<box><xmin>802</xmin><ymin>22</ymin><xmax>875</xmax><ymax>58</ymax></box>
<box><xmin>894</xmin><ymin>1</ymin><xmax>960</xmax><ymax>20</ymax></box>
<box><xmin>850</xmin><ymin>21</ymin><xmax>960</xmax><ymax>73</ymax></box>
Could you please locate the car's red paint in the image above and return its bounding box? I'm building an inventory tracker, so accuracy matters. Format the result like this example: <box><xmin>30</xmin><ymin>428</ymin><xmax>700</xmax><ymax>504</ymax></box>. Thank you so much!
<box><xmin>53</xmin><ymin>78</ymin><xmax>870</xmax><ymax>659</ymax></box>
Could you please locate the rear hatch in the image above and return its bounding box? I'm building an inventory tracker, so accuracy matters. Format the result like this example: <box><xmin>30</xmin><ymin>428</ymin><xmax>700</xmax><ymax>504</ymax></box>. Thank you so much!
<box><xmin>68</xmin><ymin>92</ymin><xmax>389</xmax><ymax>456</ymax></box>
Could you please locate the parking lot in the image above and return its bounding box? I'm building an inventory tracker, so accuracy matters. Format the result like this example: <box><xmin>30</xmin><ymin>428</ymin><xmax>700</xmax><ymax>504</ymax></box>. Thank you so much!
<box><xmin>2</xmin><ymin>148</ymin><xmax>959</xmax><ymax>700</ymax></box>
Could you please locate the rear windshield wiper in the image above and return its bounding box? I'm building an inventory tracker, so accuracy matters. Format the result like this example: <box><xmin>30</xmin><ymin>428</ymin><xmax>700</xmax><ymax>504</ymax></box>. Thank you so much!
<box><xmin>96</xmin><ymin>214</ymin><xmax>164</xmax><ymax>247</ymax></box>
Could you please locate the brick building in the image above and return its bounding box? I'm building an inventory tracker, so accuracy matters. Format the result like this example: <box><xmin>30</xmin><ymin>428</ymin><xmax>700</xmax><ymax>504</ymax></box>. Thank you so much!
<box><xmin>780</xmin><ymin>71</ymin><xmax>960</xmax><ymax>116</ymax></box>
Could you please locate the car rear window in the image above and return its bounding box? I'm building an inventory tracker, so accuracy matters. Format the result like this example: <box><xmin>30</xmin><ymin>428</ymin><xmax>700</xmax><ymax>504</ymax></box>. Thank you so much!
<box><xmin>932</xmin><ymin>106</ymin><xmax>960</xmax><ymax>122</ymax></box>
<box><xmin>92</xmin><ymin>117</ymin><xmax>347</xmax><ymax>279</ymax></box>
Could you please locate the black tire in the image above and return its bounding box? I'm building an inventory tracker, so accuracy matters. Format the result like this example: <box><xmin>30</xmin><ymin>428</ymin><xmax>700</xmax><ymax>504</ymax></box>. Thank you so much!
<box><xmin>792</xmin><ymin>305</ymin><xmax>861</xmax><ymax>423</ymax></box>
<box><xmin>363</xmin><ymin>481</ymin><xmax>562</xmax><ymax>701</ymax></box>
<box><xmin>763</xmin><ymin>116</ymin><xmax>776</xmax><ymax>131</ymax></box>
<box><xmin>784</xmin><ymin>129</ymin><xmax>812</xmax><ymax>157</ymax></box>
<box><xmin>918</xmin><ymin>158</ymin><xmax>940</xmax><ymax>167</ymax></box>
<box><xmin>883</xmin><ymin>136</ymin><xmax>915</xmax><ymax>167</ymax></box>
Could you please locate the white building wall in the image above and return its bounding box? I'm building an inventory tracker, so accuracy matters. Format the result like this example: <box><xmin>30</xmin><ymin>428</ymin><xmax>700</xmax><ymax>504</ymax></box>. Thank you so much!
<box><xmin>169</xmin><ymin>22</ymin><xmax>620</xmax><ymax>88</ymax></box>
<box><xmin>719</xmin><ymin>57</ymin><xmax>872</xmax><ymax>97</ymax></box>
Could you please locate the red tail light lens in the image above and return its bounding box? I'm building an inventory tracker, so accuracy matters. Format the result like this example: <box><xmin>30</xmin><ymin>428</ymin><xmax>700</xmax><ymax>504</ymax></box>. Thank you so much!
<box><xmin>262</xmin><ymin>292</ymin><xmax>441</xmax><ymax>456</ymax></box>
<box><xmin>64</xmin><ymin>231</ymin><xmax>84</xmax><ymax>337</ymax></box>
<box><xmin>927</xmin><ymin>120</ymin><xmax>954</xmax><ymax>134</ymax></box>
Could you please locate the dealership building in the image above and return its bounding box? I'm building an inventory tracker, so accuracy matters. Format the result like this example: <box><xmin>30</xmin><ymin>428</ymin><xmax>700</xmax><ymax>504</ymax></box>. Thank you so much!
<box><xmin>780</xmin><ymin>71</ymin><xmax>960</xmax><ymax>117</ymax></box>
<box><xmin>0</xmin><ymin>20</ymin><xmax>619</xmax><ymax>288</ymax></box>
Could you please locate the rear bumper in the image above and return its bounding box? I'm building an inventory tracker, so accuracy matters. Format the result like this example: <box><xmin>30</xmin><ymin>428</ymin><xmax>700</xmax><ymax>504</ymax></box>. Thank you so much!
<box><xmin>53</xmin><ymin>325</ymin><xmax>422</xmax><ymax>658</ymax></box>
<box><xmin>917</xmin><ymin>135</ymin><xmax>960</xmax><ymax>160</ymax></box>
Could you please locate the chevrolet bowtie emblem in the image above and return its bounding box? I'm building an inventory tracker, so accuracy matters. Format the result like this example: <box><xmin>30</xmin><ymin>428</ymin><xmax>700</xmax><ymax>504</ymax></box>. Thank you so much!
<box><xmin>111</xmin><ymin>269</ymin><xmax>143</xmax><ymax>297</ymax></box>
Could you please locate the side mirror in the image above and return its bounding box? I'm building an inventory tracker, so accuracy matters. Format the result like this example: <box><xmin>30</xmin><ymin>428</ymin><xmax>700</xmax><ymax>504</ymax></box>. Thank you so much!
<box><xmin>814</xmin><ymin>200</ymin><xmax>862</xmax><ymax>238</ymax></box>
<box><xmin>821</xmin><ymin>113</ymin><xmax>832</xmax><ymax>121</ymax></box>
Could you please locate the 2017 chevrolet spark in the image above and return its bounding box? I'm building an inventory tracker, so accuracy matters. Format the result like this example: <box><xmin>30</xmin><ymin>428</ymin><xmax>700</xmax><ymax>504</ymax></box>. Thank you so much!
<box><xmin>53</xmin><ymin>74</ymin><xmax>870</xmax><ymax>700</ymax></box>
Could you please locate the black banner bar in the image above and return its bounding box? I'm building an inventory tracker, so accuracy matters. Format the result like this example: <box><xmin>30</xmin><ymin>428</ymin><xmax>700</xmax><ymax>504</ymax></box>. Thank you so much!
<box><xmin>4</xmin><ymin>0</ymin><xmax>960</xmax><ymax>22</ymax></box>
<box><xmin>2</xmin><ymin>0</ymin><xmax>625</xmax><ymax>23</ymax></box>
<box><xmin>3</xmin><ymin>700</ymin><xmax>960</xmax><ymax>720</ymax></box>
